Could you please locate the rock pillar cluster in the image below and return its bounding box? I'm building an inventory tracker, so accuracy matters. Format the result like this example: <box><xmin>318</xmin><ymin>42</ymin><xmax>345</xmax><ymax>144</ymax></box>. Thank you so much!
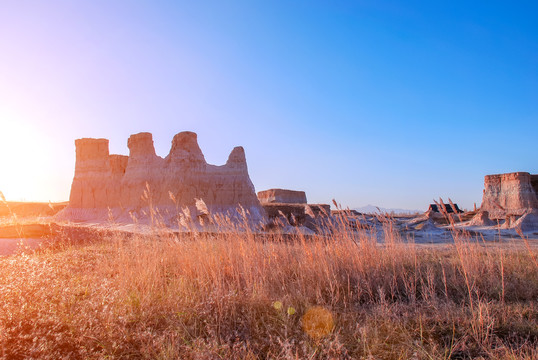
<box><xmin>62</xmin><ymin>132</ymin><xmax>263</xmax><ymax>222</ymax></box>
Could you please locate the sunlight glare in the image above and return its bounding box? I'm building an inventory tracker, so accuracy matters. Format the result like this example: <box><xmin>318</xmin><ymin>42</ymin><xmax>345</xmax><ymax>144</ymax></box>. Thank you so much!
<box><xmin>0</xmin><ymin>115</ymin><xmax>54</xmax><ymax>201</ymax></box>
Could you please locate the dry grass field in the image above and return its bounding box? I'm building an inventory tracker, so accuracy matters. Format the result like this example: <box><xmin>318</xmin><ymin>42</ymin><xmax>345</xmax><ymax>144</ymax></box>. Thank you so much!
<box><xmin>0</xmin><ymin>215</ymin><xmax>537</xmax><ymax>360</ymax></box>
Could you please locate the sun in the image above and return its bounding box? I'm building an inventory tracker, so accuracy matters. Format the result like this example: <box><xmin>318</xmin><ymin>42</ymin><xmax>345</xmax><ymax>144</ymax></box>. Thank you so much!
<box><xmin>0</xmin><ymin>116</ymin><xmax>52</xmax><ymax>201</ymax></box>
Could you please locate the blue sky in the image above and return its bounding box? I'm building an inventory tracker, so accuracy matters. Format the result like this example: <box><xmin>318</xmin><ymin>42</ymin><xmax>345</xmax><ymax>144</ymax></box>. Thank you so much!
<box><xmin>0</xmin><ymin>1</ymin><xmax>536</xmax><ymax>210</ymax></box>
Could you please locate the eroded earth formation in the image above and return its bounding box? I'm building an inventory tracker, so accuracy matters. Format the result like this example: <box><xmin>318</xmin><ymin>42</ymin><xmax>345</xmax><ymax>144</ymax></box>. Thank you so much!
<box><xmin>60</xmin><ymin>131</ymin><xmax>263</xmax><ymax>223</ymax></box>
<box><xmin>480</xmin><ymin>172</ymin><xmax>538</xmax><ymax>218</ymax></box>
<box><xmin>257</xmin><ymin>189</ymin><xmax>307</xmax><ymax>204</ymax></box>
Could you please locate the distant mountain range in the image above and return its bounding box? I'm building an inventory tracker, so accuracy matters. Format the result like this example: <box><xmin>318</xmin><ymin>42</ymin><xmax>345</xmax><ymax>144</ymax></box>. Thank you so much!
<box><xmin>353</xmin><ymin>204</ymin><xmax>423</xmax><ymax>215</ymax></box>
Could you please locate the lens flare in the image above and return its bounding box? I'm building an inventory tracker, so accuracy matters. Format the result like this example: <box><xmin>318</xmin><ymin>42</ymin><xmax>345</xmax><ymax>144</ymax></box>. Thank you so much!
<box><xmin>301</xmin><ymin>306</ymin><xmax>334</xmax><ymax>339</ymax></box>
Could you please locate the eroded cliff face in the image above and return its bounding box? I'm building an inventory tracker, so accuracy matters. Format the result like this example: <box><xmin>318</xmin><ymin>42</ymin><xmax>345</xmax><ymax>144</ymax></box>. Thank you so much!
<box><xmin>62</xmin><ymin>132</ymin><xmax>263</xmax><ymax>223</ymax></box>
<box><xmin>69</xmin><ymin>138</ymin><xmax>125</xmax><ymax>209</ymax></box>
<box><xmin>481</xmin><ymin>172</ymin><xmax>538</xmax><ymax>218</ymax></box>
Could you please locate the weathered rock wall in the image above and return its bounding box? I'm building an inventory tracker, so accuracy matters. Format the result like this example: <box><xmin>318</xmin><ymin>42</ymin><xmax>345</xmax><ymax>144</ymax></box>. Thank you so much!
<box><xmin>61</xmin><ymin>132</ymin><xmax>263</xmax><ymax>223</ymax></box>
<box><xmin>531</xmin><ymin>175</ymin><xmax>538</xmax><ymax>195</ymax></box>
<box><xmin>481</xmin><ymin>172</ymin><xmax>538</xmax><ymax>218</ymax></box>
<box><xmin>69</xmin><ymin>138</ymin><xmax>123</xmax><ymax>209</ymax></box>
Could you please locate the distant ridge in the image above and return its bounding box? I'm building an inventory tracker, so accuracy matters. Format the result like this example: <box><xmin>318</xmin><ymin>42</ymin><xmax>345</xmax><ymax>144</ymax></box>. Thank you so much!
<box><xmin>354</xmin><ymin>204</ymin><xmax>422</xmax><ymax>215</ymax></box>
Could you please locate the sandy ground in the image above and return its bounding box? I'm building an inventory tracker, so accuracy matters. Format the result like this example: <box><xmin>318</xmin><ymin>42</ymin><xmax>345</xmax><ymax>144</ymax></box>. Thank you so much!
<box><xmin>2</xmin><ymin>211</ymin><xmax>538</xmax><ymax>256</ymax></box>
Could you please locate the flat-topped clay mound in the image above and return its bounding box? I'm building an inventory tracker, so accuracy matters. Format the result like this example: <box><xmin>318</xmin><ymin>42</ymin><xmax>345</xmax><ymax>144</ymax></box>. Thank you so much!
<box><xmin>258</xmin><ymin>189</ymin><xmax>307</xmax><ymax>204</ymax></box>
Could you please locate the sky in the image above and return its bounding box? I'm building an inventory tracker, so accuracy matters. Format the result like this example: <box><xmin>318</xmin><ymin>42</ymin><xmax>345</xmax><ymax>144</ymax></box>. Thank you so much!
<box><xmin>0</xmin><ymin>0</ymin><xmax>536</xmax><ymax>210</ymax></box>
